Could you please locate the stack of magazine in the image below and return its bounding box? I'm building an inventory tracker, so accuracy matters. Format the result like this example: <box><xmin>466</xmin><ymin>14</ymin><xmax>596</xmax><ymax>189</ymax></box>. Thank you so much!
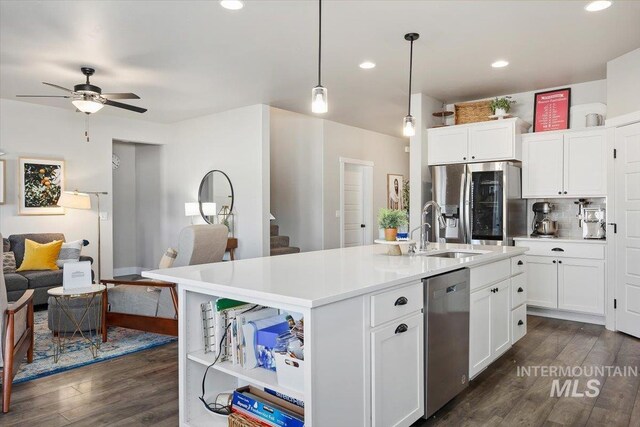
<box><xmin>231</xmin><ymin>386</ymin><xmax>304</xmax><ymax>427</ymax></box>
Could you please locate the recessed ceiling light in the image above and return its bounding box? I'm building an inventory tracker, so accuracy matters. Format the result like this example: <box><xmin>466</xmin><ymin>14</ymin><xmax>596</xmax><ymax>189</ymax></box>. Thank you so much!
<box><xmin>359</xmin><ymin>61</ymin><xmax>376</xmax><ymax>69</ymax></box>
<box><xmin>585</xmin><ymin>1</ymin><xmax>612</xmax><ymax>11</ymax></box>
<box><xmin>220</xmin><ymin>0</ymin><xmax>244</xmax><ymax>10</ymax></box>
<box><xmin>491</xmin><ymin>60</ymin><xmax>509</xmax><ymax>68</ymax></box>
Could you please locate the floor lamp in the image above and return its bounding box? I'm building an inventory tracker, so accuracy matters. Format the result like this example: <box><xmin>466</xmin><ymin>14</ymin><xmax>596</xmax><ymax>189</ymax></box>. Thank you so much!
<box><xmin>58</xmin><ymin>190</ymin><xmax>108</xmax><ymax>282</ymax></box>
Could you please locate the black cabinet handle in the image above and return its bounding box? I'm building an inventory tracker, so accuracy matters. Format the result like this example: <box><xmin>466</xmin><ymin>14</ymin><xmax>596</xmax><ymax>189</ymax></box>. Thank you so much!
<box><xmin>395</xmin><ymin>324</ymin><xmax>408</xmax><ymax>334</ymax></box>
<box><xmin>517</xmin><ymin>260</ymin><xmax>524</xmax><ymax>266</ymax></box>
<box><xmin>463</xmin><ymin>157</ymin><xmax>467</xmax><ymax>160</ymax></box>
<box><xmin>558</xmin><ymin>260</ymin><xmax>562</xmax><ymax>264</ymax></box>
<box><xmin>394</xmin><ymin>296</ymin><xmax>408</xmax><ymax>306</ymax></box>
<box><xmin>564</xmin><ymin>191</ymin><xmax>568</xmax><ymax>194</ymax></box>
<box><xmin>472</xmin><ymin>156</ymin><xmax>475</xmax><ymax>159</ymax></box>
<box><xmin>517</xmin><ymin>287</ymin><xmax>524</xmax><ymax>293</ymax></box>
<box><xmin>551</xmin><ymin>248</ymin><xmax>564</xmax><ymax>252</ymax></box>
<box><xmin>518</xmin><ymin>320</ymin><xmax>524</xmax><ymax>326</ymax></box>
<box><xmin>360</xmin><ymin>224</ymin><xmax>366</xmax><ymax>228</ymax></box>
<box><xmin>558</xmin><ymin>191</ymin><xmax>562</xmax><ymax>195</ymax></box>
<box><xmin>553</xmin><ymin>260</ymin><xmax>556</xmax><ymax>264</ymax></box>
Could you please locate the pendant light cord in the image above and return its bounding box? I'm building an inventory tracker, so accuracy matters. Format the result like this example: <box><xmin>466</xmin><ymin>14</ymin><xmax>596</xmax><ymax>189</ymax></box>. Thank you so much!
<box><xmin>318</xmin><ymin>0</ymin><xmax>322</xmax><ymax>86</ymax></box>
<box><xmin>407</xmin><ymin>38</ymin><xmax>413</xmax><ymax>115</ymax></box>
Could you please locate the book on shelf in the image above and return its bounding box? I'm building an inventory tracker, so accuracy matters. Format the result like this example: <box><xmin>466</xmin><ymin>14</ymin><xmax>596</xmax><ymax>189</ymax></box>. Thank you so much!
<box><xmin>242</xmin><ymin>314</ymin><xmax>289</xmax><ymax>370</ymax></box>
<box><xmin>231</xmin><ymin>386</ymin><xmax>304</xmax><ymax>427</ymax></box>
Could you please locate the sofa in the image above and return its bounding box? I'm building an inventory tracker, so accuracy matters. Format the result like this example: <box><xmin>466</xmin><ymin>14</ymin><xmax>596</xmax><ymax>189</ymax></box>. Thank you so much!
<box><xmin>3</xmin><ymin>233</ymin><xmax>93</xmax><ymax>306</ymax></box>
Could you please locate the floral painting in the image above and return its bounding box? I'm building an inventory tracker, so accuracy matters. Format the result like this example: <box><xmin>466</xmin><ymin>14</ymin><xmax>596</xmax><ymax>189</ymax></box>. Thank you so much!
<box><xmin>19</xmin><ymin>158</ymin><xmax>64</xmax><ymax>215</ymax></box>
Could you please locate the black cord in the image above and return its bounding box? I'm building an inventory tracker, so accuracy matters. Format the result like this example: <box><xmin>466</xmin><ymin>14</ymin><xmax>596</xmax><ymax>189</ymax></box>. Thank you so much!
<box><xmin>317</xmin><ymin>0</ymin><xmax>322</xmax><ymax>86</ymax></box>
<box><xmin>199</xmin><ymin>304</ymin><xmax>260</xmax><ymax>415</ymax></box>
<box><xmin>408</xmin><ymin>38</ymin><xmax>413</xmax><ymax>115</ymax></box>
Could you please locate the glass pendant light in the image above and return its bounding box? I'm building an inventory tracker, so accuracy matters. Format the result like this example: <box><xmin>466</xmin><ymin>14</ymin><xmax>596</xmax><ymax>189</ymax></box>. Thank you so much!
<box><xmin>403</xmin><ymin>33</ymin><xmax>419</xmax><ymax>136</ymax></box>
<box><xmin>311</xmin><ymin>0</ymin><xmax>328</xmax><ymax>113</ymax></box>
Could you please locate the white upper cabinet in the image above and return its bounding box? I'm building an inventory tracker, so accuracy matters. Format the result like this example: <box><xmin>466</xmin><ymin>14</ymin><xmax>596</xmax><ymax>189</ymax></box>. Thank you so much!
<box><xmin>522</xmin><ymin>133</ymin><xmax>564</xmax><ymax>197</ymax></box>
<box><xmin>522</xmin><ymin>128</ymin><xmax>607</xmax><ymax>198</ymax></box>
<box><xmin>427</xmin><ymin>118</ymin><xmax>529</xmax><ymax>165</ymax></box>
<box><xmin>427</xmin><ymin>127</ymin><xmax>469</xmax><ymax>164</ymax></box>
<box><xmin>563</xmin><ymin>129</ymin><xmax>607</xmax><ymax>196</ymax></box>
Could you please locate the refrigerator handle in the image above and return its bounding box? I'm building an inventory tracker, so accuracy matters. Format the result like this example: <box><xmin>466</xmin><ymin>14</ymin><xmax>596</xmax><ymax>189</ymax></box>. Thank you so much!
<box><xmin>459</xmin><ymin>172</ymin><xmax>466</xmax><ymax>243</ymax></box>
<box><xmin>464</xmin><ymin>169</ymin><xmax>472</xmax><ymax>244</ymax></box>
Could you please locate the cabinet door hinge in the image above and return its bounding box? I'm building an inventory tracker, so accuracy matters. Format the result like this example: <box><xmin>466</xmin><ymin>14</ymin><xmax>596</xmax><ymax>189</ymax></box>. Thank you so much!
<box><xmin>614</xmin><ymin>299</ymin><xmax>617</xmax><ymax>309</ymax></box>
<box><xmin>614</xmin><ymin>149</ymin><xmax>617</xmax><ymax>159</ymax></box>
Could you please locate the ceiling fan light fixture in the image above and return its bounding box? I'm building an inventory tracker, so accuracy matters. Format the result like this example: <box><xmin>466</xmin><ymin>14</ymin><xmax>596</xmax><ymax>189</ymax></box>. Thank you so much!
<box><xmin>72</xmin><ymin>97</ymin><xmax>104</xmax><ymax>114</ymax></box>
<box><xmin>220</xmin><ymin>0</ymin><xmax>244</xmax><ymax>10</ymax></box>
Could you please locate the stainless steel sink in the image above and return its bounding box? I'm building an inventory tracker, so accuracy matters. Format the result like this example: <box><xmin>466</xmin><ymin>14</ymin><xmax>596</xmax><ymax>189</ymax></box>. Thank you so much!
<box><xmin>423</xmin><ymin>251</ymin><xmax>479</xmax><ymax>259</ymax></box>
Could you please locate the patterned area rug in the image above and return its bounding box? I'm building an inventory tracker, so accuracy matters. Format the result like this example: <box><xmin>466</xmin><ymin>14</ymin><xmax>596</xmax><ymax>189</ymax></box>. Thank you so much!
<box><xmin>13</xmin><ymin>310</ymin><xmax>177</xmax><ymax>384</ymax></box>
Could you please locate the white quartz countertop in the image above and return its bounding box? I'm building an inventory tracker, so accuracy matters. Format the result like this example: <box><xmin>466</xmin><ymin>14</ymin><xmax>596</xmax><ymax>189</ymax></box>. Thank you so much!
<box><xmin>143</xmin><ymin>243</ymin><xmax>527</xmax><ymax>308</ymax></box>
<box><xmin>514</xmin><ymin>236</ymin><xmax>607</xmax><ymax>244</ymax></box>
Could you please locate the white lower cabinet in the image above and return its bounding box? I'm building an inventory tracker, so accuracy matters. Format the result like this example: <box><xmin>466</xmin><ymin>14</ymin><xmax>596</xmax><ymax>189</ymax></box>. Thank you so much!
<box><xmin>371</xmin><ymin>312</ymin><xmax>424</xmax><ymax>427</ymax></box>
<box><xmin>470</xmin><ymin>278</ymin><xmax>512</xmax><ymax>378</ymax></box>
<box><xmin>527</xmin><ymin>256</ymin><xmax>559</xmax><ymax>309</ymax></box>
<box><xmin>558</xmin><ymin>258</ymin><xmax>605</xmax><ymax>315</ymax></box>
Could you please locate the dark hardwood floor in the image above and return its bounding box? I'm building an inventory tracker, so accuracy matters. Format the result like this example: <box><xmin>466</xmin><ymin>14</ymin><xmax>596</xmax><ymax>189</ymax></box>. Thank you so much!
<box><xmin>3</xmin><ymin>315</ymin><xmax>639</xmax><ymax>426</ymax></box>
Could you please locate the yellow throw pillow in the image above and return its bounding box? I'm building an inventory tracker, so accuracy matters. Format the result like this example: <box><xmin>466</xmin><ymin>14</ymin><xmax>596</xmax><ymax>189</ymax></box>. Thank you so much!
<box><xmin>17</xmin><ymin>239</ymin><xmax>63</xmax><ymax>271</ymax></box>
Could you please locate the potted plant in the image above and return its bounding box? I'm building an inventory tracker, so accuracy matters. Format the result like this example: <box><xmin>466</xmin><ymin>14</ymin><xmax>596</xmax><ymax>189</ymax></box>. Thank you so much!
<box><xmin>490</xmin><ymin>96</ymin><xmax>515</xmax><ymax>116</ymax></box>
<box><xmin>378</xmin><ymin>208</ymin><xmax>408</xmax><ymax>241</ymax></box>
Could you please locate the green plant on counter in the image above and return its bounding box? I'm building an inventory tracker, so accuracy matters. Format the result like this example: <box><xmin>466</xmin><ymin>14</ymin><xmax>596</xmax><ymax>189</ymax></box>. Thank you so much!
<box><xmin>489</xmin><ymin>96</ymin><xmax>515</xmax><ymax>114</ymax></box>
<box><xmin>402</xmin><ymin>179</ymin><xmax>410</xmax><ymax>216</ymax></box>
<box><xmin>378</xmin><ymin>208</ymin><xmax>408</xmax><ymax>229</ymax></box>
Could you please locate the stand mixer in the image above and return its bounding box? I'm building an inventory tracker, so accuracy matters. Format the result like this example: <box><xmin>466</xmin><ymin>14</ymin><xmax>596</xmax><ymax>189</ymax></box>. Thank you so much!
<box><xmin>530</xmin><ymin>202</ymin><xmax>558</xmax><ymax>237</ymax></box>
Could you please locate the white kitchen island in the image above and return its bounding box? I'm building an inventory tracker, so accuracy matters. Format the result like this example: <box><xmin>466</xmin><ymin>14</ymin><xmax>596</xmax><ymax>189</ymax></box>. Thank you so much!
<box><xmin>144</xmin><ymin>243</ymin><xmax>527</xmax><ymax>427</ymax></box>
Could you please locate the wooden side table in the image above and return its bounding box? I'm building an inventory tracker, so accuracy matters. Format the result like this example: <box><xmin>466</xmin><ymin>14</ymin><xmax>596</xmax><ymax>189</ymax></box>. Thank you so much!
<box><xmin>226</xmin><ymin>238</ymin><xmax>238</xmax><ymax>260</ymax></box>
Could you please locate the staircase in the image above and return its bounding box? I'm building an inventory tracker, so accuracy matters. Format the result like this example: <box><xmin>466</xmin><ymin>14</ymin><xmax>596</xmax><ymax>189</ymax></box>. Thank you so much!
<box><xmin>270</xmin><ymin>224</ymin><xmax>301</xmax><ymax>256</ymax></box>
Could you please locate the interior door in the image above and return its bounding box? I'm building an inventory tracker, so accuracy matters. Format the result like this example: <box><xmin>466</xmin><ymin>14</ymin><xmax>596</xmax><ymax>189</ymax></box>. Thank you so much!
<box><xmin>615</xmin><ymin>122</ymin><xmax>640</xmax><ymax>338</ymax></box>
<box><xmin>343</xmin><ymin>164</ymin><xmax>366</xmax><ymax>247</ymax></box>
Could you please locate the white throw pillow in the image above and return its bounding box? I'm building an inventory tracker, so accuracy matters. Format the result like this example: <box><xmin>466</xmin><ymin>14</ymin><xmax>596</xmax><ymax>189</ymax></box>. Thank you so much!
<box><xmin>158</xmin><ymin>248</ymin><xmax>177</xmax><ymax>269</ymax></box>
<box><xmin>57</xmin><ymin>240</ymin><xmax>83</xmax><ymax>268</ymax></box>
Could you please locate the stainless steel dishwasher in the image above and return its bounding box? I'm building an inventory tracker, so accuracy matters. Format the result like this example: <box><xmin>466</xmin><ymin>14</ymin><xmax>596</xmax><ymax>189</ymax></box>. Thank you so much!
<box><xmin>423</xmin><ymin>268</ymin><xmax>470</xmax><ymax>418</ymax></box>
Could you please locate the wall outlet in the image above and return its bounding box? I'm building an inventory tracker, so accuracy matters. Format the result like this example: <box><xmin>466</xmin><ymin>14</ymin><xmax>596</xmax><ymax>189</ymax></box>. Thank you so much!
<box><xmin>335</xmin><ymin>210</ymin><xmax>340</xmax><ymax>218</ymax></box>
<box><xmin>99</xmin><ymin>211</ymin><xmax>109</xmax><ymax>221</ymax></box>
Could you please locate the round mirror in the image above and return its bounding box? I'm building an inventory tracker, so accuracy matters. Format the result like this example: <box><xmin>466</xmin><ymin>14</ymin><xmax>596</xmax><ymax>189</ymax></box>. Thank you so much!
<box><xmin>198</xmin><ymin>170</ymin><xmax>234</xmax><ymax>224</ymax></box>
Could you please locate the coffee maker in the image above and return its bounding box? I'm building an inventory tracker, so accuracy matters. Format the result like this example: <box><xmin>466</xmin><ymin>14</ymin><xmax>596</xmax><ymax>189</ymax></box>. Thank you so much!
<box><xmin>530</xmin><ymin>202</ymin><xmax>558</xmax><ymax>238</ymax></box>
<box><xmin>582</xmin><ymin>207</ymin><xmax>606</xmax><ymax>239</ymax></box>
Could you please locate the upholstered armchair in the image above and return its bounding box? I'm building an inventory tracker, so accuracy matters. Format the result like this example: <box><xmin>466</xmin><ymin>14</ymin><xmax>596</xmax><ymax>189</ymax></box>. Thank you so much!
<box><xmin>1</xmin><ymin>233</ymin><xmax>35</xmax><ymax>413</ymax></box>
<box><xmin>100</xmin><ymin>225</ymin><xmax>228</xmax><ymax>340</ymax></box>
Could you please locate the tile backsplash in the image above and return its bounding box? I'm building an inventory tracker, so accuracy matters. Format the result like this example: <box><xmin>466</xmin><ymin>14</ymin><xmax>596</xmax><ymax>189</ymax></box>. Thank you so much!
<box><xmin>526</xmin><ymin>198</ymin><xmax>606</xmax><ymax>238</ymax></box>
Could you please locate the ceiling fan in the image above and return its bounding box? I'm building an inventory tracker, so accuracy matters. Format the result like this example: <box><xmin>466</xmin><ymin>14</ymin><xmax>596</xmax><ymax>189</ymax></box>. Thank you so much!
<box><xmin>16</xmin><ymin>67</ymin><xmax>147</xmax><ymax>114</ymax></box>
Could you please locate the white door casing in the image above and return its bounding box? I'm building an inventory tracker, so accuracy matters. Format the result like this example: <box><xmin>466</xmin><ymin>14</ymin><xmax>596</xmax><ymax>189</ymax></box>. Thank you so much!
<box><xmin>615</xmin><ymin>122</ymin><xmax>640</xmax><ymax>338</ymax></box>
<box><xmin>339</xmin><ymin>158</ymin><xmax>373</xmax><ymax>248</ymax></box>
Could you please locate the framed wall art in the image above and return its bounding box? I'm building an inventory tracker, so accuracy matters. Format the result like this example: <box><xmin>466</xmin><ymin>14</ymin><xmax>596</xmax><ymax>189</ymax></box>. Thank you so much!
<box><xmin>19</xmin><ymin>157</ymin><xmax>65</xmax><ymax>215</ymax></box>
<box><xmin>533</xmin><ymin>88</ymin><xmax>571</xmax><ymax>132</ymax></box>
<box><xmin>387</xmin><ymin>173</ymin><xmax>404</xmax><ymax>210</ymax></box>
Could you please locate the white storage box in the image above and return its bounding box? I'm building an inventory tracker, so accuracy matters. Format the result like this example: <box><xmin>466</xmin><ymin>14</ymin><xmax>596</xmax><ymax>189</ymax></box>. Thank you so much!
<box><xmin>274</xmin><ymin>353</ymin><xmax>304</xmax><ymax>393</ymax></box>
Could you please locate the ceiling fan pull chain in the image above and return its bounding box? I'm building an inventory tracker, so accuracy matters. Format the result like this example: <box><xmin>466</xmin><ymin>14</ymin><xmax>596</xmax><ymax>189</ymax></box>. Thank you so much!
<box><xmin>85</xmin><ymin>114</ymin><xmax>90</xmax><ymax>143</ymax></box>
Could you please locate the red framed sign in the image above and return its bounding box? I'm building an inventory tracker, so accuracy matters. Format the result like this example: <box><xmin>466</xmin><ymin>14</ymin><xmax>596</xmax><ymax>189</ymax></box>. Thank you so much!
<box><xmin>533</xmin><ymin>88</ymin><xmax>571</xmax><ymax>132</ymax></box>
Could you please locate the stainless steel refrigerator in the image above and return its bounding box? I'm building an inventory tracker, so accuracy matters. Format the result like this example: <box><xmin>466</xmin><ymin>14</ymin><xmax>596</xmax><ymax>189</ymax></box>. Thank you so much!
<box><xmin>430</xmin><ymin>162</ymin><xmax>526</xmax><ymax>245</ymax></box>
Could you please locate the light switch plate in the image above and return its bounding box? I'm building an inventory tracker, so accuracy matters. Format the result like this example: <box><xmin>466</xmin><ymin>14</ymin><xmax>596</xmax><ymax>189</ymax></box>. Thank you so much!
<box><xmin>99</xmin><ymin>211</ymin><xmax>108</xmax><ymax>221</ymax></box>
<box><xmin>335</xmin><ymin>210</ymin><xmax>340</xmax><ymax>218</ymax></box>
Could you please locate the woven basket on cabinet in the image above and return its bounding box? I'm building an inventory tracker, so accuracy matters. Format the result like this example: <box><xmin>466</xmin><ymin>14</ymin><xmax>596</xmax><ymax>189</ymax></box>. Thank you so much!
<box><xmin>454</xmin><ymin>100</ymin><xmax>492</xmax><ymax>125</ymax></box>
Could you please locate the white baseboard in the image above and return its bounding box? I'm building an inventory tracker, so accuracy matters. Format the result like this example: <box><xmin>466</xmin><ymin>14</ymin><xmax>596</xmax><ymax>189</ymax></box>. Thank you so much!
<box><xmin>527</xmin><ymin>307</ymin><xmax>605</xmax><ymax>325</ymax></box>
<box><xmin>113</xmin><ymin>267</ymin><xmax>149</xmax><ymax>277</ymax></box>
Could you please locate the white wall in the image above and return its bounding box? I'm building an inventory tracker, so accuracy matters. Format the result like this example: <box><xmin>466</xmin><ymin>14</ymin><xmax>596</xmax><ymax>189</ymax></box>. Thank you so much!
<box><xmin>135</xmin><ymin>143</ymin><xmax>163</xmax><ymax>269</ymax></box>
<box><xmin>270</xmin><ymin>108</ymin><xmax>324</xmax><ymax>252</ymax></box>
<box><xmin>444</xmin><ymin>79</ymin><xmax>607</xmax><ymax>127</ymax></box>
<box><xmin>165</xmin><ymin>104</ymin><xmax>271</xmax><ymax>260</ymax></box>
<box><xmin>270</xmin><ymin>108</ymin><xmax>409</xmax><ymax>251</ymax></box>
<box><xmin>607</xmin><ymin>48</ymin><xmax>640</xmax><ymax>118</ymax></box>
<box><xmin>322</xmin><ymin>121</ymin><xmax>408</xmax><ymax>249</ymax></box>
<box><xmin>112</xmin><ymin>141</ymin><xmax>138</xmax><ymax>271</ymax></box>
<box><xmin>0</xmin><ymin>99</ymin><xmax>169</xmax><ymax>278</ymax></box>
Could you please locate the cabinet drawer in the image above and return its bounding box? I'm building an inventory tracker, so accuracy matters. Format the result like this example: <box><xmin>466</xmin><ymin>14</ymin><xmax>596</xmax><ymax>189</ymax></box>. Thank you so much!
<box><xmin>511</xmin><ymin>304</ymin><xmax>527</xmax><ymax>344</ymax></box>
<box><xmin>371</xmin><ymin>282</ymin><xmax>423</xmax><ymax>327</ymax></box>
<box><xmin>511</xmin><ymin>274</ymin><xmax>527</xmax><ymax>309</ymax></box>
<box><xmin>511</xmin><ymin>256</ymin><xmax>526</xmax><ymax>275</ymax></box>
<box><xmin>470</xmin><ymin>259</ymin><xmax>511</xmax><ymax>291</ymax></box>
<box><xmin>515</xmin><ymin>240</ymin><xmax>604</xmax><ymax>260</ymax></box>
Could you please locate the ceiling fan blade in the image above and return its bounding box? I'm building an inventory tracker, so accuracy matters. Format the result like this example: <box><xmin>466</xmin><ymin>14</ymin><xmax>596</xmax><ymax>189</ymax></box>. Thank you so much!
<box><xmin>104</xmin><ymin>99</ymin><xmax>147</xmax><ymax>113</ymax></box>
<box><xmin>16</xmin><ymin>95</ymin><xmax>70</xmax><ymax>98</ymax></box>
<box><xmin>102</xmin><ymin>92</ymin><xmax>140</xmax><ymax>100</ymax></box>
<box><xmin>42</xmin><ymin>82</ymin><xmax>74</xmax><ymax>93</ymax></box>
